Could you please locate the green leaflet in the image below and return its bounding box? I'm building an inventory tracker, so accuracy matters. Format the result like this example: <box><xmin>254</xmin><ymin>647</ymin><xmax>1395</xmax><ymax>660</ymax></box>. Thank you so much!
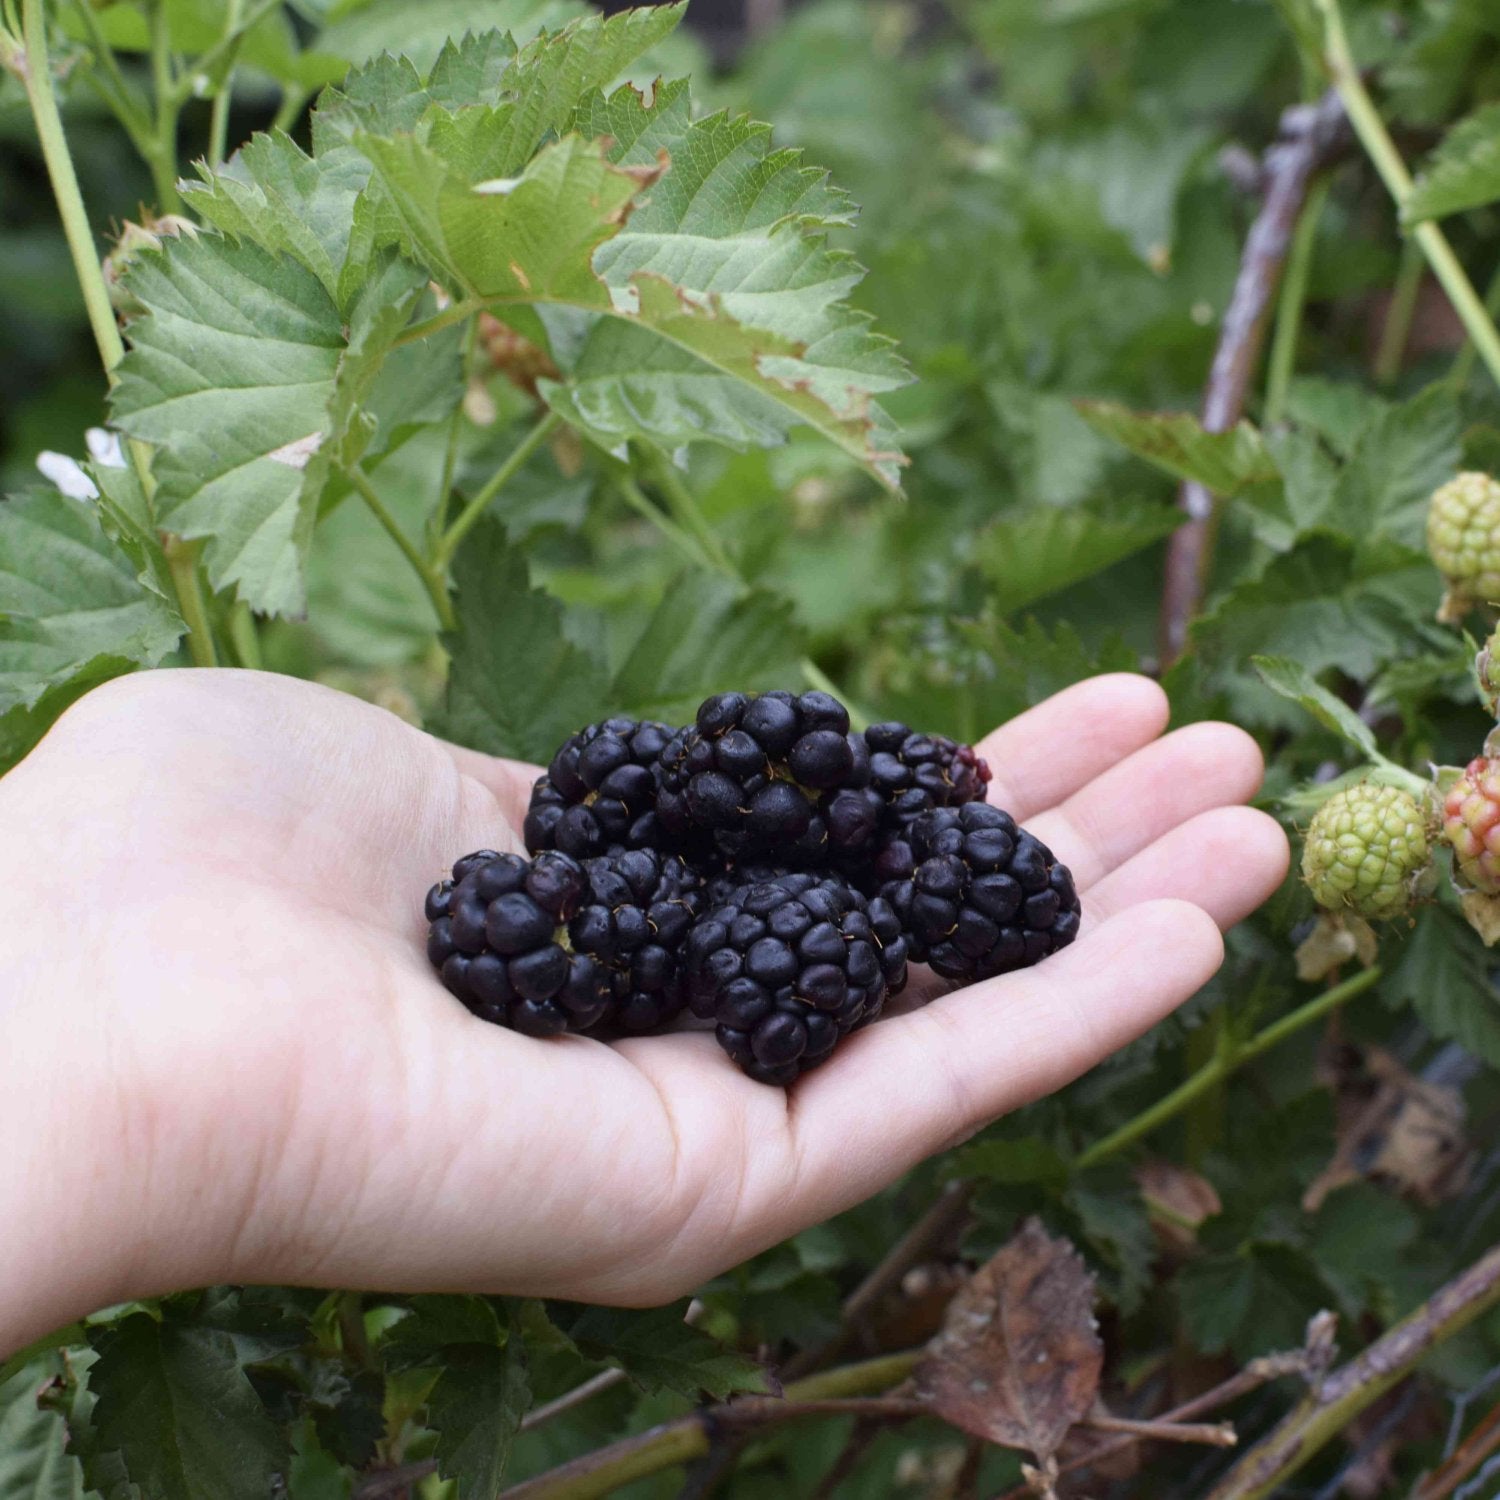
<box><xmin>0</xmin><ymin>490</ymin><xmax>183</xmax><ymax>719</ymax></box>
<box><xmin>1405</xmin><ymin>100</ymin><xmax>1500</xmax><ymax>222</ymax></box>
<box><xmin>82</xmin><ymin>1315</ymin><xmax>288</xmax><ymax>1500</ymax></box>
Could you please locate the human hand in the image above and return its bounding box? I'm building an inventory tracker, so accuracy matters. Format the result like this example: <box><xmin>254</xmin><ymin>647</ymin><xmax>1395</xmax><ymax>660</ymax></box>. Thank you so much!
<box><xmin>0</xmin><ymin>669</ymin><xmax>1287</xmax><ymax>1355</ymax></box>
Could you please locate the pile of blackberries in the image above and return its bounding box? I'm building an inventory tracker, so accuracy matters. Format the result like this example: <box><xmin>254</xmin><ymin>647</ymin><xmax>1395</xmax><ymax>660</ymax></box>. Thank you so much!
<box><xmin>425</xmin><ymin>691</ymin><xmax>1080</xmax><ymax>1085</ymax></box>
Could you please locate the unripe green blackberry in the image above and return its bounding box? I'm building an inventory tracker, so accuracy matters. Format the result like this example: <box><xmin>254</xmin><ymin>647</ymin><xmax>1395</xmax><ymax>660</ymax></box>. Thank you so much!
<box><xmin>1428</xmin><ymin>472</ymin><xmax>1500</xmax><ymax>620</ymax></box>
<box><xmin>1442</xmin><ymin>757</ymin><xmax>1500</xmax><ymax>895</ymax></box>
<box><xmin>1302</xmin><ymin>782</ymin><xmax>1431</xmax><ymax>921</ymax></box>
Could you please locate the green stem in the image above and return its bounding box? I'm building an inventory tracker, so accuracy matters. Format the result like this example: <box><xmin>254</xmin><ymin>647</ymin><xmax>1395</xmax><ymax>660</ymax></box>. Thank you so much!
<box><xmin>615</xmin><ymin>472</ymin><xmax>714</xmax><ymax>569</ymax></box>
<box><xmin>431</xmin><ymin>318</ymin><xmax>481</xmax><ymax>548</ymax></box>
<box><xmin>499</xmin><ymin>1351</ymin><xmax>921</xmax><ymax>1500</ymax></box>
<box><xmin>21</xmin><ymin>0</ymin><xmax>126</xmax><ymax>375</ymax></box>
<box><xmin>148</xmin><ymin>2</ymin><xmax>182</xmax><ymax>213</ymax></box>
<box><xmin>170</xmin><ymin>0</ymin><xmax>280</xmax><ymax>106</ymax></box>
<box><xmin>206</xmin><ymin>0</ymin><xmax>243</xmax><ymax>170</ymax></box>
<box><xmin>1373</xmin><ymin>234</ymin><xmax>1424</xmax><ymax>387</ymax></box>
<box><xmin>435</xmin><ymin>410</ymin><xmax>559</xmax><ymax>566</ymax></box>
<box><xmin>1264</xmin><ymin>176</ymin><xmax>1329</xmax><ymax>425</ymax></box>
<box><xmin>69</xmin><ymin>0</ymin><xmax>157</xmax><ymax>157</ymax></box>
<box><xmin>1449</xmin><ymin>262</ymin><xmax>1500</xmax><ymax>390</ymax></box>
<box><xmin>163</xmin><ymin>537</ymin><xmax>220</xmax><ymax>667</ymax></box>
<box><xmin>348</xmin><ymin>467</ymin><xmax>456</xmax><ymax>631</ymax></box>
<box><xmin>1317</xmin><ymin>0</ymin><xmax>1500</xmax><ymax>390</ymax></box>
<box><xmin>649</xmin><ymin>454</ymin><xmax>736</xmax><ymax>576</ymax></box>
<box><xmin>271</xmin><ymin>82</ymin><xmax>310</xmax><ymax>135</ymax></box>
<box><xmin>1074</xmin><ymin>967</ymin><xmax>1383</xmax><ymax>1171</ymax></box>
<box><xmin>227</xmin><ymin>600</ymin><xmax>261</xmax><ymax>669</ymax></box>
<box><xmin>396</xmin><ymin>298</ymin><xmax>484</xmax><ymax>349</ymax></box>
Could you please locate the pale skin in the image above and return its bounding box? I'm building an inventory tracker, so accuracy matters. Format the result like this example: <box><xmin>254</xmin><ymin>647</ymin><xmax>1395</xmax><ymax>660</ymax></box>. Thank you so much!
<box><xmin>0</xmin><ymin>669</ymin><xmax>1288</xmax><ymax>1358</ymax></box>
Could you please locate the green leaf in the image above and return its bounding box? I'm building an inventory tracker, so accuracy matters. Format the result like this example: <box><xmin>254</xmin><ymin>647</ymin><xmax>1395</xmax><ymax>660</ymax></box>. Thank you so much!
<box><xmin>1406</xmin><ymin>101</ymin><xmax>1500</xmax><ymax>222</ymax></box>
<box><xmin>1177</xmin><ymin>1242</ymin><xmax>1332</xmax><ymax>1362</ymax></box>
<box><xmin>1074</xmin><ymin>402</ymin><xmax>1279</xmax><ymax>496</ymax></box>
<box><xmin>974</xmin><ymin>499</ymin><xmax>1179</xmax><ymax>614</ymax></box>
<box><xmin>316</xmin><ymin>0</ymin><xmax>586</xmax><ymax>73</ymax></box>
<box><xmin>1191</xmin><ymin>534</ymin><xmax>1448</xmax><ymax>726</ymax></box>
<box><xmin>437</xmin><ymin>518</ymin><xmax>609</xmax><ymax>762</ymax></box>
<box><xmin>112</xmin><ymin>236</ymin><xmax>433</xmax><ymax>616</ymax></box>
<box><xmin>946</xmin><ymin>1135</ymin><xmax>1069</xmax><ymax>1189</ymax></box>
<box><xmin>0</xmin><ymin>491</ymin><xmax>183</xmax><ymax>717</ymax></box>
<box><xmin>426</xmin><ymin>1344</ymin><xmax>530</xmax><ymax>1499</ymax></box>
<box><xmin>1067</xmin><ymin>1177</ymin><xmax>1155</xmax><ymax>1316</ymax></box>
<box><xmin>184</xmin><ymin>135</ymin><xmax>374</xmax><ymax>307</ymax></box>
<box><xmin>111</xmin><ymin>235</ymin><xmax>345</xmax><ymax>615</ymax></box>
<box><xmin>0</xmin><ymin>1358</ymin><xmax>85</xmax><ymax>1500</ymax></box>
<box><xmin>357</xmin><ymin>119</ymin><xmax>907</xmax><ymax>484</ymax></box>
<box><xmin>559</xmin><ymin>89</ymin><xmax>906</xmax><ymax>467</ymax></box>
<box><xmin>384</xmin><ymin>1297</ymin><xmax>506</xmax><ymax>1369</ymax></box>
<box><xmin>1329</xmin><ymin>383</ymin><xmax>1461</xmax><ymax>546</ymax></box>
<box><xmin>1381</xmin><ymin>905</ymin><xmax>1500</xmax><ymax>1067</ymax></box>
<box><xmin>1311</xmin><ymin>1185</ymin><xmax>1419</xmax><ymax>1320</ymax></box>
<box><xmin>1250</xmin><ymin>656</ymin><xmax>1381</xmax><ymax>762</ymax></box>
<box><xmin>547</xmin><ymin>1303</ymin><xmax>768</xmax><ymax>1400</ymax></box>
<box><xmin>83</xmin><ymin>1314</ymin><xmax>288</xmax><ymax>1500</ymax></box>
<box><xmin>609</xmin><ymin>573</ymin><xmax>804</xmax><ymax>722</ymax></box>
<box><xmin>76</xmin><ymin>0</ymin><xmax>343</xmax><ymax>90</ymax></box>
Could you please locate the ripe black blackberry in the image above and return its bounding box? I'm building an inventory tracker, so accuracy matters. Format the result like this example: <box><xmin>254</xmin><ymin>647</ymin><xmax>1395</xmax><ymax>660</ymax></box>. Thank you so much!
<box><xmin>683</xmin><ymin>872</ymin><xmax>908</xmax><ymax>1086</ymax></box>
<box><xmin>523</xmin><ymin>717</ymin><xmax>675</xmax><ymax>859</ymax></box>
<box><xmin>425</xmin><ymin>846</ymin><xmax>702</xmax><ymax>1037</ymax></box>
<box><xmin>882</xmin><ymin>803</ymin><xmax>1080</xmax><ymax>982</ymax></box>
<box><xmin>656</xmin><ymin>691</ymin><xmax>886</xmax><ymax>862</ymax></box>
<box><xmin>864</xmin><ymin>721</ymin><xmax>992</xmax><ymax>825</ymax></box>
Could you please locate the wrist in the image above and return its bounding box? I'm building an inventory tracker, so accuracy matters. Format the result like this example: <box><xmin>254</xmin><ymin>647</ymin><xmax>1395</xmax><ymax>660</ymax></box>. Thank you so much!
<box><xmin>0</xmin><ymin>959</ymin><xmax>142</xmax><ymax>1357</ymax></box>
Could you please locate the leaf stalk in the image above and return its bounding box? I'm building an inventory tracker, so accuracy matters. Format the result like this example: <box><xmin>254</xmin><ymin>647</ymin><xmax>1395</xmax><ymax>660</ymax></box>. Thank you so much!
<box><xmin>1074</xmin><ymin>966</ymin><xmax>1383</xmax><ymax>1170</ymax></box>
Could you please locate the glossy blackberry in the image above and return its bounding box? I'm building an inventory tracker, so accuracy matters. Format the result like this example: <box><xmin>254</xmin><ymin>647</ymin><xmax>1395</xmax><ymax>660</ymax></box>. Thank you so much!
<box><xmin>883</xmin><ymin>803</ymin><xmax>1080</xmax><ymax>983</ymax></box>
<box><xmin>570</xmin><ymin>847</ymin><xmax>703</xmax><ymax>1031</ymax></box>
<box><xmin>683</xmin><ymin>872</ymin><xmax>908</xmax><ymax>1086</ymax></box>
<box><xmin>523</xmin><ymin>718</ymin><xmax>675</xmax><ymax>859</ymax></box>
<box><xmin>425</xmin><ymin>847</ymin><xmax>703</xmax><ymax>1036</ymax></box>
<box><xmin>656</xmin><ymin>691</ymin><xmax>885</xmax><ymax>862</ymax></box>
<box><xmin>864</xmin><ymin>722</ymin><xmax>992</xmax><ymax>826</ymax></box>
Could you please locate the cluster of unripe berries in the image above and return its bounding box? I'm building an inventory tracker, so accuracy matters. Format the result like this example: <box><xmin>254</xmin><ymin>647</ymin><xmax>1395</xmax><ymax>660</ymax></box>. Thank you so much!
<box><xmin>425</xmin><ymin>691</ymin><xmax>1081</xmax><ymax>1084</ymax></box>
<box><xmin>1300</xmin><ymin>473</ymin><xmax>1500</xmax><ymax>931</ymax></box>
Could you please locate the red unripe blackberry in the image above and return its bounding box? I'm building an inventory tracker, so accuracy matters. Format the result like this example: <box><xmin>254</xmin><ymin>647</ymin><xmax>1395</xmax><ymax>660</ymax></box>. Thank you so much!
<box><xmin>1443</xmin><ymin>757</ymin><xmax>1500</xmax><ymax>895</ymax></box>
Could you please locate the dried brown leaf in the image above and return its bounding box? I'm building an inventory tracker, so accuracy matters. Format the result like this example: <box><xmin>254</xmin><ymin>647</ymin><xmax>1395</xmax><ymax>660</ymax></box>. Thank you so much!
<box><xmin>913</xmin><ymin>1218</ymin><xmax>1102</xmax><ymax>1464</ymax></box>
<box><xmin>1305</xmin><ymin>1047</ymin><xmax>1472</xmax><ymax>1210</ymax></box>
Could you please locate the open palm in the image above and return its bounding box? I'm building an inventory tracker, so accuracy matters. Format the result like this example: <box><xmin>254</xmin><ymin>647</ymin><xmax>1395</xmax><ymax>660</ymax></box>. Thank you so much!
<box><xmin>0</xmin><ymin>668</ymin><xmax>1286</xmax><ymax>1348</ymax></box>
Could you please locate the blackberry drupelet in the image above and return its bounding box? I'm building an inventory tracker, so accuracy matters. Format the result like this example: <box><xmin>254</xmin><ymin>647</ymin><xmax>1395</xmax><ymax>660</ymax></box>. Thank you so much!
<box><xmin>425</xmin><ymin>846</ymin><xmax>703</xmax><ymax>1037</ymax></box>
<box><xmin>864</xmin><ymin>722</ymin><xmax>992</xmax><ymax>826</ymax></box>
<box><xmin>656</xmin><ymin>690</ymin><xmax>885</xmax><ymax>862</ymax></box>
<box><xmin>683</xmin><ymin>872</ymin><xmax>908</xmax><ymax>1086</ymax></box>
<box><xmin>523</xmin><ymin>717</ymin><xmax>674</xmax><ymax>859</ymax></box>
<box><xmin>883</xmin><ymin>803</ymin><xmax>1080</xmax><ymax>982</ymax></box>
<box><xmin>572</xmin><ymin>847</ymin><xmax>703</xmax><ymax>1031</ymax></box>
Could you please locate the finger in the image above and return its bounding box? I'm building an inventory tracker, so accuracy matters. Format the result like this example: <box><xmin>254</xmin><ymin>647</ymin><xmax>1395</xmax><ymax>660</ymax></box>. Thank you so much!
<box><xmin>1024</xmin><ymin>722</ymin><xmax>1266</xmax><ymax>890</ymax></box>
<box><xmin>439</xmin><ymin>742</ymin><xmax>542</xmax><ymax>831</ymax></box>
<box><xmin>975</xmin><ymin>674</ymin><xmax>1169</xmax><ymax>820</ymax></box>
<box><xmin>777</xmin><ymin>899</ymin><xmax>1223</xmax><ymax>1222</ymax></box>
<box><xmin>1081</xmin><ymin>805</ymin><xmax>1289</xmax><ymax>931</ymax></box>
